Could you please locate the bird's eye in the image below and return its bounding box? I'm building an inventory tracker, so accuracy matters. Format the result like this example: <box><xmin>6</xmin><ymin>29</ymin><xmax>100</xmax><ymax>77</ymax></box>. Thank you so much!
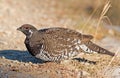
<box><xmin>25</xmin><ymin>27</ymin><xmax>29</xmax><ymax>29</ymax></box>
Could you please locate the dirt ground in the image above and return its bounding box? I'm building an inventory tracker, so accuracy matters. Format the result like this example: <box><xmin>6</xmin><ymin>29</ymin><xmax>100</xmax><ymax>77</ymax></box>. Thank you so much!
<box><xmin>0</xmin><ymin>0</ymin><xmax>120</xmax><ymax>78</ymax></box>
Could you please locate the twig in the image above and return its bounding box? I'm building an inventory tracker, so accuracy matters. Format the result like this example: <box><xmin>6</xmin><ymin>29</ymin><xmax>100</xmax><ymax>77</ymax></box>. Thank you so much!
<box><xmin>103</xmin><ymin>48</ymin><xmax>120</xmax><ymax>76</ymax></box>
<box><xmin>94</xmin><ymin>0</ymin><xmax>111</xmax><ymax>42</ymax></box>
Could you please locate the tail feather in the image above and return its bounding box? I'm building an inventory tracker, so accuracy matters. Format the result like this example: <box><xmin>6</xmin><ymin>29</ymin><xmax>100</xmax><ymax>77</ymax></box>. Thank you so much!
<box><xmin>85</xmin><ymin>41</ymin><xmax>115</xmax><ymax>56</ymax></box>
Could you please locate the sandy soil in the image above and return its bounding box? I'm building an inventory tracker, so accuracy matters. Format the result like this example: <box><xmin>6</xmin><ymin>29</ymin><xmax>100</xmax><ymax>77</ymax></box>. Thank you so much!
<box><xmin>0</xmin><ymin>0</ymin><xmax>120</xmax><ymax>78</ymax></box>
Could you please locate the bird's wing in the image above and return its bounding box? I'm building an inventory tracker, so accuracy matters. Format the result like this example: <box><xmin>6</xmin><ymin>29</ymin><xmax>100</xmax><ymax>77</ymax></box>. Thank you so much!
<box><xmin>81</xmin><ymin>34</ymin><xmax>93</xmax><ymax>43</ymax></box>
<box><xmin>31</xmin><ymin>27</ymin><xmax>94</xmax><ymax>57</ymax></box>
<box><xmin>33</xmin><ymin>28</ymin><xmax>83</xmax><ymax>56</ymax></box>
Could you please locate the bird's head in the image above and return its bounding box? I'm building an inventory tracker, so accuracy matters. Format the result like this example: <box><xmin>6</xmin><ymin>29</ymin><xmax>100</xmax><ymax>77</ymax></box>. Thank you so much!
<box><xmin>17</xmin><ymin>24</ymin><xmax>37</xmax><ymax>37</ymax></box>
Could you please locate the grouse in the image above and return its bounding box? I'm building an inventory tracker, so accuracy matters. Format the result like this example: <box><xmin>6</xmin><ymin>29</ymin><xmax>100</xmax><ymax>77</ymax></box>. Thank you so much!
<box><xmin>17</xmin><ymin>24</ymin><xmax>115</xmax><ymax>62</ymax></box>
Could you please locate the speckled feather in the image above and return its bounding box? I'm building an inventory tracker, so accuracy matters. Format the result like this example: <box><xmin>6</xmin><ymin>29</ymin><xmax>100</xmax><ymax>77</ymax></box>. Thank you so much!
<box><xmin>17</xmin><ymin>24</ymin><xmax>115</xmax><ymax>62</ymax></box>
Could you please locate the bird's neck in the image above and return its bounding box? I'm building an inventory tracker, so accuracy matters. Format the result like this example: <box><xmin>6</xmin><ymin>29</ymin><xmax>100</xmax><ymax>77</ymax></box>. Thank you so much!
<box><xmin>26</xmin><ymin>30</ymin><xmax>34</xmax><ymax>38</ymax></box>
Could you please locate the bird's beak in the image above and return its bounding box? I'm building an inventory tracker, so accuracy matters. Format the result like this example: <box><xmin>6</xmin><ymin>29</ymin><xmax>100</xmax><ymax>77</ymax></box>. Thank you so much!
<box><xmin>17</xmin><ymin>27</ymin><xmax>21</xmax><ymax>31</ymax></box>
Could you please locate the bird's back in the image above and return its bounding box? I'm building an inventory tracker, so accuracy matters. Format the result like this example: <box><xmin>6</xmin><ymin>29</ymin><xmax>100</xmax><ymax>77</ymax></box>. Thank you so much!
<box><xmin>25</xmin><ymin>27</ymin><xmax>114</xmax><ymax>62</ymax></box>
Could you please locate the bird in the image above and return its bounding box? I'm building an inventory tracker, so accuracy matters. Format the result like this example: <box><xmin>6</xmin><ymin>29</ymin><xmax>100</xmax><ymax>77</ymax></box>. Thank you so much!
<box><xmin>17</xmin><ymin>24</ymin><xmax>115</xmax><ymax>62</ymax></box>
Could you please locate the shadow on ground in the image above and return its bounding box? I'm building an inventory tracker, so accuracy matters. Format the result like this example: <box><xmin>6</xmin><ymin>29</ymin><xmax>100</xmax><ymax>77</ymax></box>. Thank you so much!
<box><xmin>0</xmin><ymin>50</ymin><xmax>96</xmax><ymax>64</ymax></box>
<box><xmin>0</xmin><ymin>50</ymin><xmax>44</xmax><ymax>63</ymax></box>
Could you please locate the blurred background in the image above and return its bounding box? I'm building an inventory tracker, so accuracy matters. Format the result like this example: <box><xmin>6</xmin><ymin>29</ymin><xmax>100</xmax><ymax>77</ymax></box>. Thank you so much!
<box><xmin>0</xmin><ymin>0</ymin><xmax>120</xmax><ymax>49</ymax></box>
<box><xmin>0</xmin><ymin>0</ymin><xmax>120</xmax><ymax>78</ymax></box>
<box><xmin>0</xmin><ymin>0</ymin><xmax>119</xmax><ymax>50</ymax></box>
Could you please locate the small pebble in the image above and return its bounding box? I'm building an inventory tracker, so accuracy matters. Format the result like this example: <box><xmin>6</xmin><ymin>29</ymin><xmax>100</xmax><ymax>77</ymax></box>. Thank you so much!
<box><xmin>46</xmin><ymin>70</ymin><xmax>50</xmax><ymax>73</ymax></box>
<box><xmin>28</xmin><ymin>62</ymin><xmax>32</xmax><ymax>64</ymax></box>
<box><xmin>24</xmin><ymin>63</ymin><xmax>29</xmax><ymax>66</ymax></box>
<box><xmin>1</xmin><ymin>56</ymin><xmax>5</xmax><ymax>59</ymax></box>
<box><xmin>12</xmin><ymin>60</ymin><xmax>19</xmax><ymax>63</ymax></box>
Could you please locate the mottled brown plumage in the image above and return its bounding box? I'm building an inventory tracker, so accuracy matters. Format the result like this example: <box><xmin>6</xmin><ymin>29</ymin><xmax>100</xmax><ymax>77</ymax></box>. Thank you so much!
<box><xmin>17</xmin><ymin>24</ymin><xmax>115</xmax><ymax>62</ymax></box>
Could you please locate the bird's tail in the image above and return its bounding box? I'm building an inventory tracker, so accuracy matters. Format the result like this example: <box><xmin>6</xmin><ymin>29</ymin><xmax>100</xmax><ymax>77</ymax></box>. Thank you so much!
<box><xmin>84</xmin><ymin>41</ymin><xmax>115</xmax><ymax>56</ymax></box>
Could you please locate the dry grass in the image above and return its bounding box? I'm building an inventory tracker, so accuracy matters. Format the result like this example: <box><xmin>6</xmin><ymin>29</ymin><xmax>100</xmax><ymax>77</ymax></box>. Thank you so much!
<box><xmin>94</xmin><ymin>0</ymin><xmax>111</xmax><ymax>42</ymax></box>
<box><xmin>0</xmin><ymin>0</ymin><xmax>119</xmax><ymax>78</ymax></box>
<box><xmin>68</xmin><ymin>0</ymin><xmax>120</xmax><ymax>78</ymax></box>
<box><xmin>69</xmin><ymin>53</ymin><xmax>120</xmax><ymax>78</ymax></box>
